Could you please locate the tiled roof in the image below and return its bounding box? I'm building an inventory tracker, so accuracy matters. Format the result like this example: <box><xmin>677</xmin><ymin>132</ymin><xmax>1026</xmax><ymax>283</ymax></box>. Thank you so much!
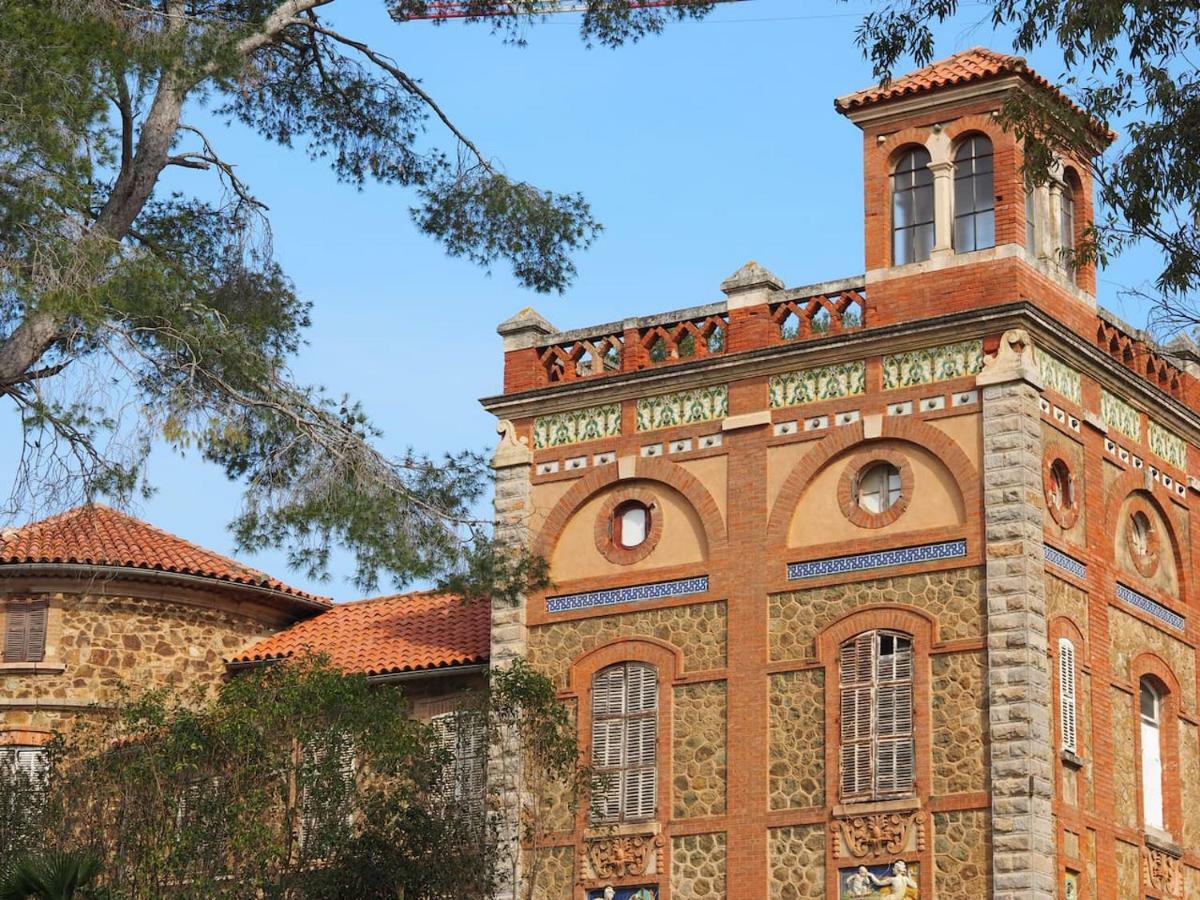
<box><xmin>229</xmin><ymin>592</ymin><xmax>490</xmax><ymax>676</ymax></box>
<box><xmin>0</xmin><ymin>504</ymin><xmax>328</xmax><ymax>606</ymax></box>
<box><xmin>835</xmin><ymin>47</ymin><xmax>1111</xmax><ymax>140</ymax></box>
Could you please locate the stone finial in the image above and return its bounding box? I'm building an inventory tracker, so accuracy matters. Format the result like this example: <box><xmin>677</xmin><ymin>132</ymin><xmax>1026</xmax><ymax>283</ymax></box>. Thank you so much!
<box><xmin>497</xmin><ymin>307</ymin><xmax>557</xmax><ymax>351</ymax></box>
<box><xmin>492</xmin><ymin>419</ymin><xmax>531</xmax><ymax>469</ymax></box>
<box><xmin>719</xmin><ymin>260</ymin><xmax>784</xmax><ymax>310</ymax></box>
<box><xmin>977</xmin><ymin>328</ymin><xmax>1043</xmax><ymax>388</ymax></box>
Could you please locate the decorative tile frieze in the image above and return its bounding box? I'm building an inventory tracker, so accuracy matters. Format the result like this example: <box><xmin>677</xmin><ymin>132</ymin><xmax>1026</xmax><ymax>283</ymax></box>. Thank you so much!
<box><xmin>1100</xmin><ymin>390</ymin><xmax>1141</xmax><ymax>441</ymax></box>
<box><xmin>1033</xmin><ymin>347</ymin><xmax>1082</xmax><ymax>403</ymax></box>
<box><xmin>636</xmin><ymin>385</ymin><xmax>728</xmax><ymax>431</ymax></box>
<box><xmin>882</xmin><ymin>339</ymin><xmax>984</xmax><ymax>390</ymax></box>
<box><xmin>769</xmin><ymin>361</ymin><xmax>866</xmax><ymax>408</ymax></box>
<box><xmin>786</xmin><ymin>539</ymin><xmax>967</xmax><ymax>580</ymax></box>
<box><xmin>1044</xmin><ymin>545</ymin><xmax>1087</xmax><ymax>580</ymax></box>
<box><xmin>533</xmin><ymin>403</ymin><xmax>621</xmax><ymax>449</ymax></box>
<box><xmin>546</xmin><ymin>576</ymin><xmax>709</xmax><ymax>614</ymax></box>
<box><xmin>1148</xmin><ymin>421</ymin><xmax>1187</xmax><ymax>470</ymax></box>
<box><xmin>1116</xmin><ymin>583</ymin><xmax>1185</xmax><ymax>631</ymax></box>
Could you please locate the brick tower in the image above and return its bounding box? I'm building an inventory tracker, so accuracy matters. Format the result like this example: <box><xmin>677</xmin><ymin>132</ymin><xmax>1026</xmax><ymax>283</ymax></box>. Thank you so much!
<box><xmin>483</xmin><ymin>48</ymin><xmax>1200</xmax><ymax>900</ymax></box>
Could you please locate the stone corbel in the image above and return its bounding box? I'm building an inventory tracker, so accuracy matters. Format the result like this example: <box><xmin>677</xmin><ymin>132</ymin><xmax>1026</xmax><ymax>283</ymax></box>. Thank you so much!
<box><xmin>832</xmin><ymin>808</ymin><xmax>925</xmax><ymax>860</ymax></box>
<box><xmin>976</xmin><ymin>329</ymin><xmax>1044</xmax><ymax>389</ymax></box>
<box><xmin>492</xmin><ymin>419</ymin><xmax>532</xmax><ymax>469</ymax></box>
<box><xmin>578</xmin><ymin>828</ymin><xmax>665</xmax><ymax>884</ymax></box>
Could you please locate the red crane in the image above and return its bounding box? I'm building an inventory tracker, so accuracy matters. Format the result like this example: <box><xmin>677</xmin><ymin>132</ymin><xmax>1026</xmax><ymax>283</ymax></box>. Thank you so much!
<box><xmin>396</xmin><ymin>0</ymin><xmax>750</xmax><ymax>21</ymax></box>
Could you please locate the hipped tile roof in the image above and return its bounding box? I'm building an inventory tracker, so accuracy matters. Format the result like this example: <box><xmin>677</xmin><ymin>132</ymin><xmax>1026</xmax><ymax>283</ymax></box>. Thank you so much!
<box><xmin>835</xmin><ymin>47</ymin><xmax>1112</xmax><ymax>141</ymax></box>
<box><xmin>229</xmin><ymin>592</ymin><xmax>490</xmax><ymax>676</ymax></box>
<box><xmin>0</xmin><ymin>504</ymin><xmax>328</xmax><ymax>606</ymax></box>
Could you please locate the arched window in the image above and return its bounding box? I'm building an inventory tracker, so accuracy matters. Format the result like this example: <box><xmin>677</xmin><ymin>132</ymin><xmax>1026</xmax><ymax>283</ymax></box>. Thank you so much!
<box><xmin>591</xmin><ymin>661</ymin><xmax>657</xmax><ymax>823</ymax></box>
<box><xmin>839</xmin><ymin>631</ymin><xmax>914</xmax><ymax>801</ymax></box>
<box><xmin>892</xmin><ymin>147</ymin><xmax>934</xmax><ymax>265</ymax></box>
<box><xmin>613</xmin><ymin>500</ymin><xmax>650</xmax><ymax>549</ymax></box>
<box><xmin>1057</xmin><ymin>638</ymin><xmax>1077</xmax><ymax>753</ymax></box>
<box><xmin>1025</xmin><ymin>183</ymin><xmax>1037</xmax><ymax>252</ymax></box>
<box><xmin>953</xmin><ymin>135</ymin><xmax>995</xmax><ymax>252</ymax></box>
<box><xmin>1060</xmin><ymin>177</ymin><xmax>1076</xmax><ymax>273</ymax></box>
<box><xmin>1140</xmin><ymin>678</ymin><xmax>1164</xmax><ymax>829</ymax></box>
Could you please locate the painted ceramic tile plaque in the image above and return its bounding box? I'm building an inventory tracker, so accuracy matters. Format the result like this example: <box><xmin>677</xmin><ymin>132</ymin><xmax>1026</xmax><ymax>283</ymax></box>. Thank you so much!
<box><xmin>839</xmin><ymin>861</ymin><xmax>920</xmax><ymax>898</ymax></box>
<box><xmin>586</xmin><ymin>887</ymin><xmax>657</xmax><ymax>900</ymax></box>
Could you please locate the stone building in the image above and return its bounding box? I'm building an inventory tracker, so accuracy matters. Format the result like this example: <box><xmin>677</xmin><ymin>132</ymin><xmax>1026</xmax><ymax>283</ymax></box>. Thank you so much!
<box><xmin>480</xmin><ymin>48</ymin><xmax>1200</xmax><ymax>899</ymax></box>
<box><xmin>0</xmin><ymin>503</ymin><xmax>488</xmax><ymax>785</ymax></box>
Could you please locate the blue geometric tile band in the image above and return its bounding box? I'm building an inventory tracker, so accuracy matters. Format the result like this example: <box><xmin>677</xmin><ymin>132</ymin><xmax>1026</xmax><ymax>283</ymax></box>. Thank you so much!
<box><xmin>1044</xmin><ymin>545</ymin><xmax>1087</xmax><ymax>580</ymax></box>
<box><xmin>1116</xmin><ymin>583</ymin><xmax>1185</xmax><ymax>631</ymax></box>
<box><xmin>546</xmin><ymin>576</ymin><xmax>709</xmax><ymax>614</ymax></box>
<box><xmin>787</xmin><ymin>540</ymin><xmax>967</xmax><ymax>581</ymax></box>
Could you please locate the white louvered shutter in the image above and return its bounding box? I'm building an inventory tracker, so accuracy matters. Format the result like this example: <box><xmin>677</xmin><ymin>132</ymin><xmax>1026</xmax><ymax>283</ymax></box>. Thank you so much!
<box><xmin>1058</xmin><ymin>639</ymin><xmax>1078</xmax><ymax>753</ymax></box>
<box><xmin>591</xmin><ymin>662</ymin><xmax>658</xmax><ymax>823</ymax></box>
<box><xmin>875</xmin><ymin>635</ymin><xmax>914</xmax><ymax>797</ymax></box>
<box><xmin>839</xmin><ymin>634</ymin><xmax>875</xmax><ymax>800</ymax></box>
<box><xmin>590</xmin><ymin>667</ymin><xmax>625</xmax><ymax>823</ymax></box>
<box><xmin>4</xmin><ymin>603</ymin><xmax>27</xmax><ymax>662</ymax></box>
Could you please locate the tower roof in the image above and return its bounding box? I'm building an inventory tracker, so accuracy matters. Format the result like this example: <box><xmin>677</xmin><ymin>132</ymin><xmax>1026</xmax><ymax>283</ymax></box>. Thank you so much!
<box><xmin>228</xmin><ymin>591</ymin><xmax>489</xmax><ymax>676</ymax></box>
<box><xmin>0</xmin><ymin>504</ymin><xmax>329</xmax><ymax>608</ymax></box>
<box><xmin>835</xmin><ymin>47</ymin><xmax>1112</xmax><ymax>142</ymax></box>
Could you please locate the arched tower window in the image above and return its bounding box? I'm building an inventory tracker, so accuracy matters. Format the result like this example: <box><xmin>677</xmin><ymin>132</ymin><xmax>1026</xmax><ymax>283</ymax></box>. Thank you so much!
<box><xmin>839</xmin><ymin>630</ymin><xmax>915</xmax><ymax>801</ymax></box>
<box><xmin>591</xmin><ymin>661</ymin><xmax>658</xmax><ymax>823</ymax></box>
<box><xmin>953</xmin><ymin>135</ymin><xmax>995</xmax><ymax>252</ymax></box>
<box><xmin>892</xmin><ymin>147</ymin><xmax>934</xmax><ymax>265</ymax></box>
<box><xmin>1060</xmin><ymin>175</ymin><xmax>1076</xmax><ymax>274</ymax></box>
<box><xmin>1140</xmin><ymin>678</ymin><xmax>1164</xmax><ymax>829</ymax></box>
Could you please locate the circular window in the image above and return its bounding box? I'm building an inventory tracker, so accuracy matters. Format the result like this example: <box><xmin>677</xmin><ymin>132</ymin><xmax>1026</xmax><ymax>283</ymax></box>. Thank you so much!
<box><xmin>1043</xmin><ymin>455</ymin><xmax>1079</xmax><ymax>528</ymax></box>
<box><xmin>1127</xmin><ymin>509</ymin><xmax>1160</xmax><ymax>578</ymax></box>
<box><xmin>614</xmin><ymin>500</ymin><xmax>650</xmax><ymax>549</ymax></box>
<box><xmin>839</xmin><ymin>452</ymin><xmax>913</xmax><ymax>529</ymax></box>
<box><xmin>857</xmin><ymin>462</ymin><xmax>902</xmax><ymax>514</ymax></box>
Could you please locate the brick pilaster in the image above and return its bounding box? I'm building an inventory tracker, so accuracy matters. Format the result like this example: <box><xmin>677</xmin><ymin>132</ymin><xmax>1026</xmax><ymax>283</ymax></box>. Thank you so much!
<box><xmin>978</xmin><ymin>330</ymin><xmax>1056</xmax><ymax>900</ymax></box>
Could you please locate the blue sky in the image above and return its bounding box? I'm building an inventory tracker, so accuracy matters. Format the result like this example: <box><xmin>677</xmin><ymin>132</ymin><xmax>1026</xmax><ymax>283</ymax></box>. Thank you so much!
<box><xmin>6</xmin><ymin>1</ymin><xmax>1167</xmax><ymax>599</ymax></box>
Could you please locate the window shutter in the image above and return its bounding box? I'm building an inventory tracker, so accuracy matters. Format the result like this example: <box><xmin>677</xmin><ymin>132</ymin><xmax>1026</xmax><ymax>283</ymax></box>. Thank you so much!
<box><xmin>839</xmin><ymin>634</ymin><xmax>874</xmax><ymax>799</ymax></box>
<box><xmin>1058</xmin><ymin>638</ymin><xmax>1078</xmax><ymax>753</ymax></box>
<box><xmin>591</xmin><ymin>662</ymin><xmax>658</xmax><ymax>824</ymax></box>
<box><xmin>24</xmin><ymin>604</ymin><xmax>46</xmax><ymax>663</ymax></box>
<box><xmin>4</xmin><ymin>603</ymin><xmax>28</xmax><ymax>662</ymax></box>
<box><xmin>623</xmin><ymin>766</ymin><xmax>657</xmax><ymax>820</ymax></box>
<box><xmin>875</xmin><ymin>680</ymin><xmax>914</xmax><ymax>796</ymax></box>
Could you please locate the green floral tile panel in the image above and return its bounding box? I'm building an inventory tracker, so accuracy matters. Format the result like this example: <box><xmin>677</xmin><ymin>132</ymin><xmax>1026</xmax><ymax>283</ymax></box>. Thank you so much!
<box><xmin>882</xmin><ymin>339</ymin><xmax>985</xmax><ymax>390</ymax></box>
<box><xmin>636</xmin><ymin>385</ymin><xmax>728</xmax><ymax>432</ymax></box>
<box><xmin>1148</xmin><ymin>421</ymin><xmax>1188</xmax><ymax>470</ymax></box>
<box><xmin>1101</xmin><ymin>390</ymin><xmax>1141</xmax><ymax>442</ymax></box>
<box><xmin>533</xmin><ymin>403</ymin><xmax>622</xmax><ymax>449</ymax></box>
<box><xmin>1033</xmin><ymin>347</ymin><xmax>1082</xmax><ymax>404</ymax></box>
<box><xmin>769</xmin><ymin>362</ymin><xmax>866</xmax><ymax>409</ymax></box>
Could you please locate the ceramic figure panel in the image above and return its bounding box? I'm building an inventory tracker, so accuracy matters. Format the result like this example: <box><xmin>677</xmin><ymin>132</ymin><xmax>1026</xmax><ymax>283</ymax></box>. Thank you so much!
<box><xmin>882</xmin><ymin>340</ymin><xmax>984</xmax><ymax>390</ymax></box>
<box><xmin>1034</xmin><ymin>347</ymin><xmax>1082</xmax><ymax>404</ymax></box>
<box><xmin>1100</xmin><ymin>390</ymin><xmax>1141</xmax><ymax>441</ymax></box>
<box><xmin>587</xmin><ymin>888</ymin><xmax>657</xmax><ymax>900</ymax></box>
<box><xmin>840</xmin><ymin>861</ymin><xmax>920</xmax><ymax>898</ymax></box>
<box><xmin>769</xmin><ymin>362</ymin><xmax>866</xmax><ymax>409</ymax></box>
<box><xmin>533</xmin><ymin>403</ymin><xmax>621</xmax><ymax>449</ymax></box>
<box><xmin>1149</xmin><ymin>421</ymin><xmax>1187</xmax><ymax>470</ymax></box>
<box><xmin>636</xmin><ymin>385</ymin><xmax>728</xmax><ymax>432</ymax></box>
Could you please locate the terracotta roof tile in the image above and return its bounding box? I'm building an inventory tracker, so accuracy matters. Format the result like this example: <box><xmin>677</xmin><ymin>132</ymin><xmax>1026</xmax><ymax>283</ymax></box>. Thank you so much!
<box><xmin>229</xmin><ymin>592</ymin><xmax>489</xmax><ymax>676</ymax></box>
<box><xmin>0</xmin><ymin>504</ymin><xmax>328</xmax><ymax>606</ymax></box>
<box><xmin>835</xmin><ymin>47</ymin><xmax>1111</xmax><ymax>141</ymax></box>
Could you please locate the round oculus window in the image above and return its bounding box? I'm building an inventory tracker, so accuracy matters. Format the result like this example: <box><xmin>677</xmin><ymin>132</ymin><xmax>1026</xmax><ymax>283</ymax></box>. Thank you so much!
<box><xmin>613</xmin><ymin>500</ymin><xmax>651</xmax><ymax>549</ymax></box>
<box><xmin>1047</xmin><ymin>459</ymin><xmax>1073</xmax><ymax>511</ymax></box>
<box><xmin>856</xmin><ymin>462</ymin><xmax>902</xmax><ymax>514</ymax></box>
<box><xmin>1130</xmin><ymin>511</ymin><xmax>1153</xmax><ymax>558</ymax></box>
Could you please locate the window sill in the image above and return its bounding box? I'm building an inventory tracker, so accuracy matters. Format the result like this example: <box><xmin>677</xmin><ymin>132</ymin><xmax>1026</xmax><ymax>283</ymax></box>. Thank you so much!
<box><xmin>1060</xmin><ymin>750</ymin><xmax>1085</xmax><ymax>769</ymax></box>
<box><xmin>1144</xmin><ymin>828</ymin><xmax>1182</xmax><ymax>858</ymax></box>
<box><xmin>0</xmin><ymin>661</ymin><xmax>64</xmax><ymax>675</ymax></box>
<box><xmin>833</xmin><ymin>796</ymin><xmax>919</xmax><ymax>818</ymax></box>
<box><xmin>583</xmin><ymin>820</ymin><xmax>660</xmax><ymax>841</ymax></box>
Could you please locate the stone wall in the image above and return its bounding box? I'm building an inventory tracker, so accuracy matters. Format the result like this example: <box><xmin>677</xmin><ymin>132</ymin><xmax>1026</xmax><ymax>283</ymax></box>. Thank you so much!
<box><xmin>1115</xmin><ymin>840</ymin><xmax>1140</xmax><ymax>898</ymax></box>
<box><xmin>1108</xmin><ymin>606</ymin><xmax>1196</xmax><ymax>710</ymax></box>
<box><xmin>931</xmin><ymin>650</ymin><xmax>988</xmax><ymax>795</ymax></box>
<box><xmin>527</xmin><ymin>601</ymin><xmax>726</xmax><ymax>689</ymax></box>
<box><xmin>1</xmin><ymin>591</ymin><xmax>274</xmax><ymax>716</ymax></box>
<box><xmin>671</xmin><ymin>832</ymin><xmax>726</xmax><ymax>898</ymax></box>
<box><xmin>1111</xmin><ymin>687</ymin><xmax>1137</xmax><ymax>828</ymax></box>
<box><xmin>529</xmin><ymin>845</ymin><xmax>574</xmax><ymax>900</ymax></box>
<box><xmin>768</xmin><ymin>568</ymin><xmax>984</xmax><ymax>663</ymax></box>
<box><xmin>767</xmin><ymin>825</ymin><xmax>824</xmax><ymax>899</ymax></box>
<box><xmin>934</xmin><ymin>809</ymin><xmax>991</xmax><ymax>895</ymax></box>
<box><xmin>1182</xmin><ymin>721</ymin><xmax>1200</xmax><ymax>850</ymax></box>
<box><xmin>767</xmin><ymin>669</ymin><xmax>824</xmax><ymax>810</ymax></box>
<box><xmin>1046</xmin><ymin>575</ymin><xmax>1088</xmax><ymax>632</ymax></box>
<box><xmin>672</xmin><ymin>681</ymin><xmax>726</xmax><ymax>818</ymax></box>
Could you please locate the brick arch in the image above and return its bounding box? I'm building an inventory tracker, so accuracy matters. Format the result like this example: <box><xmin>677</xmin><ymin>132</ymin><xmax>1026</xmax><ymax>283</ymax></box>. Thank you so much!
<box><xmin>765</xmin><ymin>417</ymin><xmax>979</xmax><ymax>549</ymax></box>
<box><xmin>566</xmin><ymin>636</ymin><xmax>683</xmax><ymax>696</ymax></box>
<box><xmin>943</xmin><ymin>113</ymin><xmax>1009</xmax><ymax>146</ymax></box>
<box><xmin>814</xmin><ymin>603</ymin><xmax>938</xmax><ymax>661</ymax></box>
<box><xmin>1103</xmin><ymin>475</ymin><xmax>1189</xmax><ymax>599</ymax></box>
<box><xmin>535</xmin><ymin>456</ymin><xmax>726</xmax><ymax>558</ymax></box>
<box><xmin>1050</xmin><ymin>615</ymin><xmax>1087</xmax><ymax>653</ymax></box>
<box><xmin>1131</xmin><ymin>651</ymin><xmax>1184</xmax><ymax>702</ymax></box>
